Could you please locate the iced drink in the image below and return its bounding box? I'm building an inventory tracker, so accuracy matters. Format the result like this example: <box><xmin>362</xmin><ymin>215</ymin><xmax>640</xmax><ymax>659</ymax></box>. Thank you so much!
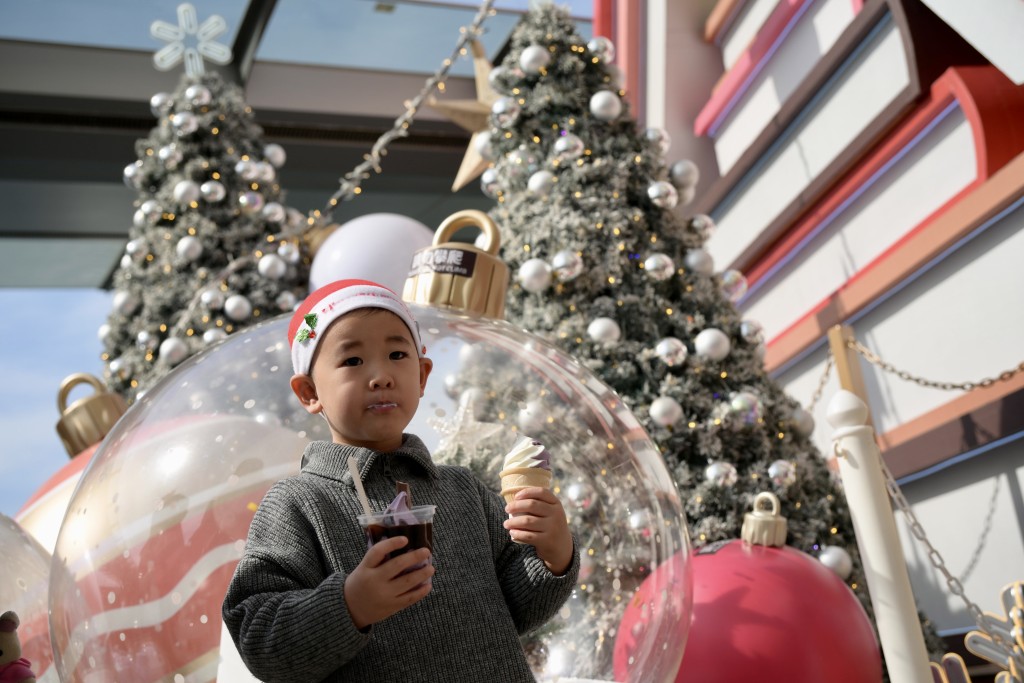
<box><xmin>358</xmin><ymin>504</ymin><xmax>435</xmax><ymax>559</ymax></box>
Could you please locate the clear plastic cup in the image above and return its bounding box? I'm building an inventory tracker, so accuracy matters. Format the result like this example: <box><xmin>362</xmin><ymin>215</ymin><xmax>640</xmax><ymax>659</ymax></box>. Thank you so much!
<box><xmin>357</xmin><ymin>505</ymin><xmax>436</xmax><ymax>572</ymax></box>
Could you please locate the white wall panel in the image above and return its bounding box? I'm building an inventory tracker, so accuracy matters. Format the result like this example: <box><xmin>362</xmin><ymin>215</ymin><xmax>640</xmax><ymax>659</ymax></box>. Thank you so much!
<box><xmin>721</xmin><ymin>0</ymin><xmax>782</xmax><ymax>70</ymax></box>
<box><xmin>708</xmin><ymin>17</ymin><xmax>908</xmax><ymax>269</ymax></box>
<box><xmin>741</xmin><ymin>106</ymin><xmax>975</xmax><ymax>340</ymax></box>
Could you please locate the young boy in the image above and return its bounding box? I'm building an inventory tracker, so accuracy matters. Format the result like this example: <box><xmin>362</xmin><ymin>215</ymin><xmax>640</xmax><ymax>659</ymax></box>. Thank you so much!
<box><xmin>222</xmin><ymin>279</ymin><xmax>578</xmax><ymax>682</ymax></box>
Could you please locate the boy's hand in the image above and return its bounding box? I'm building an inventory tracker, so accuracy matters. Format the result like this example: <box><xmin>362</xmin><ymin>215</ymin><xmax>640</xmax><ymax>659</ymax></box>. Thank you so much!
<box><xmin>504</xmin><ymin>487</ymin><xmax>573</xmax><ymax>576</ymax></box>
<box><xmin>344</xmin><ymin>536</ymin><xmax>434</xmax><ymax>630</ymax></box>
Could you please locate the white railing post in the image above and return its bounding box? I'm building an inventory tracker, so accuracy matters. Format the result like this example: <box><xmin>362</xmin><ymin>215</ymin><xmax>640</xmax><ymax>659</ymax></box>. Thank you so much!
<box><xmin>826</xmin><ymin>390</ymin><xmax>932</xmax><ymax>683</ymax></box>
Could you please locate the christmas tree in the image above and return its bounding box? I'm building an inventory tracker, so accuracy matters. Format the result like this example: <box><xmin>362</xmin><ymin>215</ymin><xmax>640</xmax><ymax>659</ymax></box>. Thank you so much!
<box><xmin>102</xmin><ymin>70</ymin><xmax>310</xmax><ymax>401</ymax></box>
<box><xmin>472</xmin><ymin>3</ymin><xmax>943</xmax><ymax>668</ymax></box>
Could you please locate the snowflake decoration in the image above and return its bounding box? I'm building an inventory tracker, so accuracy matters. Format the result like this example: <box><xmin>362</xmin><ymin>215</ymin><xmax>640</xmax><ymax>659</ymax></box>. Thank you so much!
<box><xmin>151</xmin><ymin>3</ymin><xmax>232</xmax><ymax>77</ymax></box>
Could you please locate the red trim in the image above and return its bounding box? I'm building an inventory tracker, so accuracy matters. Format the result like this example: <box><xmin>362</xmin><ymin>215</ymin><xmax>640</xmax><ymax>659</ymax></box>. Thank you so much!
<box><xmin>694</xmin><ymin>0</ymin><xmax>810</xmax><ymax>137</ymax></box>
<box><xmin>615</xmin><ymin>0</ymin><xmax>642</xmax><ymax>114</ymax></box>
<box><xmin>758</xmin><ymin>66</ymin><xmax>1024</xmax><ymax>371</ymax></box>
<box><xmin>593</xmin><ymin>0</ymin><xmax>614</xmax><ymax>41</ymax></box>
<box><xmin>850</xmin><ymin>0</ymin><xmax>865</xmax><ymax>11</ymax></box>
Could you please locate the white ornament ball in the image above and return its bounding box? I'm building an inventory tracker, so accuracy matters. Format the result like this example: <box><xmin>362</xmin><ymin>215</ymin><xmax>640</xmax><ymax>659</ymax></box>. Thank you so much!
<box><xmin>175</xmin><ymin>236</ymin><xmax>203</xmax><ymax>262</ymax></box>
<box><xmin>480</xmin><ymin>168</ymin><xmax>500</xmax><ymax>198</ymax></box>
<box><xmin>257</xmin><ymin>253</ymin><xmax>287</xmax><ymax>280</ymax></box>
<box><xmin>135</xmin><ymin>330</ymin><xmax>159</xmax><ymax>352</ymax></box>
<box><xmin>158</xmin><ymin>144</ymin><xmax>183</xmax><ymax>169</ymax></box>
<box><xmin>527</xmin><ymin>170</ymin><xmax>556</xmax><ymax>196</ymax></box>
<box><xmin>644</xmin><ymin>253</ymin><xmax>675</xmax><ymax>281</ymax></box>
<box><xmin>120</xmin><ymin>254</ymin><xmax>131</xmax><ymax>269</ymax></box>
<box><xmin>648</xmin><ymin>180</ymin><xmax>679</xmax><ymax>209</ymax></box>
<box><xmin>587</xmin><ymin>317</ymin><xmax>621</xmax><ymax>343</ymax></box>
<box><xmin>277</xmin><ymin>242</ymin><xmax>301</xmax><ymax>264</ymax></box>
<box><xmin>553</xmin><ymin>132</ymin><xmax>585</xmax><ymax>161</ymax></box>
<box><xmin>224</xmin><ymin>295</ymin><xmax>252</xmax><ymax>322</ymax></box>
<box><xmin>132</xmin><ymin>209</ymin><xmax>147</xmax><ymax>228</ymax></box>
<box><xmin>819</xmin><ymin>545</ymin><xmax>854</xmax><ymax>580</ymax></box>
<box><xmin>159</xmin><ymin>337</ymin><xmax>189</xmax><ymax>366</ymax></box>
<box><xmin>740</xmin><ymin>319</ymin><xmax>765</xmax><ymax>345</ymax></box>
<box><xmin>649</xmin><ymin>396</ymin><xmax>683</xmax><ymax>427</ymax></box>
<box><xmin>170</xmin><ymin>111</ymin><xmax>198</xmax><ymax>136</ymax></box>
<box><xmin>690</xmin><ymin>213</ymin><xmax>717</xmax><ymax>240</ymax></box>
<box><xmin>97</xmin><ymin>323</ymin><xmax>111</xmax><ymax>342</ymax></box>
<box><xmin>150</xmin><ymin>92</ymin><xmax>173</xmax><ymax>117</ymax></box>
<box><xmin>108</xmin><ymin>356</ymin><xmax>130</xmax><ymax>380</ymax></box>
<box><xmin>113</xmin><ymin>290</ymin><xmax>139</xmax><ymax>316</ymax></box>
<box><xmin>200</xmin><ymin>288</ymin><xmax>225</xmax><ymax>311</ymax></box>
<box><xmin>670</xmin><ymin>159</ymin><xmax>700</xmax><ymax>188</ymax></box>
<box><xmin>587</xmin><ymin>36</ymin><xmax>616</xmax><ymax>62</ymax></box>
<box><xmin>694</xmin><ymin>328</ymin><xmax>731</xmax><ymax>361</ymax></box>
<box><xmin>590</xmin><ymin>90</ymin><xmax>622</xmax><ymax>121</ymax></box>
<box><xmin>768</xmin><ymin>459</ymin><xmax>797</xmax><ymax>487</ymax></box>
<box><xmin>705</xmin><ymin>461</ymin><xmax>738</xmax><ymax>487</ymax></box>
<box><xmin>519</xmin><ymin>44</ymin><xmax>551</xmax><ymax>74</ymax></box>
<box><xmin>123</xmin><ymin>161</ymin><xmax>143</xmax><ymax>188</ymax></box>
<box><xmin>517</xmin><ymin>258</ymin><xmax>553</xmax><ymax>293</ymax></box>
<box><xmin>185</xmin><ymin>84</ymin><xmax>211</xmax><ymax>107</ymax></box>
<box><xmin>262</xmin><ymin>201</ymin><xmax>286</xmax><ymax>223</ymax></box>
<box><xmin>655</xmin><ymin>337</ymin><xmax>688</xmax><ymax>366</ymax></box>
<box><xmin>276</xmin><ymin>290</ymin><xmax>297</xmax><ymax>310</ymax></box>
<box><xmin>255</xmin><ymin>161</ymin><xmax>276</xmax><ymax>183</ymax></box>
<box><xmin>683</xmin><ymin>248</ymin><xmax>714</xmax><ymax>276</ymax></box>
<box><xmin>678</xmin><ymin>186</ymin><xmax>697</xmax><ymax>207</ymax></box>
<box><xmin>264</xmin><ymin>143</ymin><xmax>287</xmax><ymax>168</ymax></box>
<box><xmin>173</xmin><ymin>179</ymin><xmax>200</xmax><ymax>205</ymax></box>
<box><xmin>492</xmin><ymin>97</ymin><xmax>521</xmax><ymax>127</ymax></box>
<box><xmin>308</xmin><ymin>213</ymin><xmax>435</xmax><ymax>293</ymax></box>
<box><xmin>644</xmin><ymin>127</ymin><xmax>672</xmax><ymax>156</ymax></box>
<box><xmin>238</xmin><ymin>191</ymin><xmax>265</xmax><ymax>214</ymax></box>
<box><xmin>720</xmin><ymin>269</ymin><xmax>748</xmax><ymax>302</ymax></box>
<box><xmin>474</xmin><ymin>133</ymin><xmax>494</xmax><ymax>161</ymax></box>
<box><xmin>234</xmin><ymin>160</ymin><xmax>257</xmax><ymax>181</ymax></box>
<box><xmin>551</xmin><ymin>250</ymin><xmax>583</xmax><ymax>281</ymax></box>
<box><xmin>140</xmin><ymin>199</ymin><xmax>162</xmax><ymax>222</ymax></box>
<box><xmin>125</xmin><ymin>238</ymin><xmax>146</xmax><ymax>262</ymax></box>
<box><xmin>790</xmin><ymin>407</ymin><xmax>815</xmax><ymax>437</ymax></box>
<box><xmin>200</xmin><ymin>180</ymin><xmax>226</xmax><ymax>202</ymax></box>
<box><xmin>202</xmin><ymin>328</ymin><xmax>227</xmax><ymax>344</ymax></box>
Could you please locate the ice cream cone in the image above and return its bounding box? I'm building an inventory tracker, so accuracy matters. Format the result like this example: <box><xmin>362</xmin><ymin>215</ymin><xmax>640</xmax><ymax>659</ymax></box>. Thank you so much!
<box><xmin>499</xmin><ymin>466</ymin><xmax>552</xmax><ymax>504</ymax></box>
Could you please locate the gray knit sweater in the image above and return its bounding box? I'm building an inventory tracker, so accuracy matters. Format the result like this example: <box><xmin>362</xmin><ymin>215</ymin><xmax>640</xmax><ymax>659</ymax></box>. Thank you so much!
<box><xmin>222</xmin><ymin>434</ymin><xmax>579</xmax><ymax>682</ymax></box>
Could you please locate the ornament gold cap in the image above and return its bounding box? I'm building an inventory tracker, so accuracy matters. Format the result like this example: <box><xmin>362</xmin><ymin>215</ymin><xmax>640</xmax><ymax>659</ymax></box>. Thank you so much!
<box><xmin>741</xmin><ymin>491</ymin><xmax>788</xmax><ymax>547</ymax></box>
<box><xmin>55</xmin><ymin>373</ymin><xmax>127</xmax><ymax>457</ymax></box>
<box><xmin>403</xmin><ymin>209</ymin><xmax>509</xmax><ymax>319</ymax></box>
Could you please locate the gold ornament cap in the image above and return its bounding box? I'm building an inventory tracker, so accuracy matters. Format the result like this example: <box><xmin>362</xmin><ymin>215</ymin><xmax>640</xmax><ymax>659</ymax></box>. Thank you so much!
<box><xmin>55</xmin><ymin>373</ymin><xmax>127</xmax><ymax>457</ymax></box>
<box><xmin>741</xmin><ymin>491</ymin><xmax>788</xmax><ymax>547</ymax></box>
<box><xmin>403</xmin><ymin>209</ymin><xmax>509</xmax><ymax>319</ymax></box>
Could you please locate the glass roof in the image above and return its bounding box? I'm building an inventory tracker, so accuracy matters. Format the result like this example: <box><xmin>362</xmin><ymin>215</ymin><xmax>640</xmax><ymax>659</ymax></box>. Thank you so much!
<box><xmin>0</xmin><ymin>0</ymin><xmax>592</xmax><ymax>77</ymax></box>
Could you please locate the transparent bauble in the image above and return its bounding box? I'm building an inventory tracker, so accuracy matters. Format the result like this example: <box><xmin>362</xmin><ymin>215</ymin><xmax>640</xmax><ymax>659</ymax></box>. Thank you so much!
<box><xmin>587</xmin><ymin>36</ymin><xmax>616</xmax><ymax>63</ymax></box>
<box><xmin>644</xmin><ymin>253</ymin><xmax>675</xmax><ymax>281</ymax></box>
<box><xmin>551</xmin><ymin>249</ymin><xmax>584</xmax><ymax>281</ymax></box>
<box><xmin>768</xmin><ymin>459</ymin><xmax>797</xmax><ymax>487</ymax></box>
<box><xmin>553</xmin><ymin>132</ymin><xmax>585</xmax><ymax>161</ymax></box>
<box><xmin>655</xmin><ymin>337</ymin><xmax>688</xmax><ymax>366</ymax></box>
<box><xmin>492</xmin><ymin>96</ymin><xmax>522</xmax><ymax>127</ymax></box>
<box><xmin>1</xmin><ymin>514</ymin><xmax>54</xmax><ymax>679</ymax></box>
<box><xmin>50</xmin><ymin>306</ymin><xmax>691</xmax><ymax>683</ymax></box>
<box><xmin>720</xmin><ymin>269</ymin><xmax>748</xmax><ymax>302</ymax></box>
<box><xmin>705</xmin><ymin>461</ymin><xmax>738</xmax><ymax>487</ymax></box>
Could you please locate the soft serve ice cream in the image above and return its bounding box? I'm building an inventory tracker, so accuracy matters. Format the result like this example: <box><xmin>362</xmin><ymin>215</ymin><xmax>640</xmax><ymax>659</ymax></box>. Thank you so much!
<box><xmin>499</xmin><ymin>435</ymin><xmax>553</xmax><ymax>506</ymax></box>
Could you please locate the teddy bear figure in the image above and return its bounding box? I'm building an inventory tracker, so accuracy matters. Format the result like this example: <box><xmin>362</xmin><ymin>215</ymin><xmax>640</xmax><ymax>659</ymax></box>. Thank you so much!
<box><xmin>0</xmin><ymin>611</ymin><xmax>36</xmax><ymax>683</ymax></box>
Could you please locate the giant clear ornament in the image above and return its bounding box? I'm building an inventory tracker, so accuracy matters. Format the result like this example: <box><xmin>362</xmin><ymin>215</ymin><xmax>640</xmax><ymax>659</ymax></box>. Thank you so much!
<box><xmin>1</xmin><ymin>514</ymin><xmax>54</xmax><ymax>679</ymax></box>
<box><xmin>50</xmin><ymin>304</ymin><xmax>691</xmax><ymax>683</ymax></box>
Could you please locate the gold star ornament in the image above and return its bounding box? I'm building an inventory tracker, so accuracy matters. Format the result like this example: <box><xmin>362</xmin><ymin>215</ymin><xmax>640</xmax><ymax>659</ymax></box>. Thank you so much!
<box><xmin>427</xmin><ymin>39</ymin><xmax>500</xmax><ymax>192</ymax></box>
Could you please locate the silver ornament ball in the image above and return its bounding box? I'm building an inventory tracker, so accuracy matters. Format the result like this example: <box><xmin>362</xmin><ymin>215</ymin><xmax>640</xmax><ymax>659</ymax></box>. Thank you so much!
<box><xmin>644</xmin><ymin>127</ymin><xmax>672</xmax><ymax>156</ymax></box>
<box><xmin>670</xmin><ymin>159</ymin><xmax>700</xmax><ymax>189</ymax></box>
<box><xmin>135</xmin><ymin>330</ymin><xmax>159</xmax><ymax>351</ymax></box>
<box><xmin>224</xmin><ymin>294</ymin><xmax>253</xmax><ymax>321</ymax></box>
<box><xmin>277</xmin><ymin>242</ymin><xmax>301</xmax><ymax>264</ymax></box>
<box><xmin>551</xmin><ymin>250</ymin><xmax>583</xmax><ymax>281</ymax></box>
<box><xmin>200</xmin><ymin>180</ymin><xmax>226</xmax><ymax>202</ymax></box>
<box><xmin>276</xmin><ymin>290</ymin><xmax>298</xmax><ymax>311</ymax></box>
<box><xmin>553</xmin><ymin>132</ymin><xmax>585</xmax><ymax>161</ymax></box>
<box><xmin>587</xmin><ymin>36</ymin><xmax>616</xmax><ymax>62</ymax></box>
<box><xmin>140</xmin><ymin>199</ymin><xmax>162</xmax><ymax>222</ymax></box>
<box><xmin>819</xmin><ymin>545</ymin><xmax>854</xmax><ymax>580</ymax></box>
<box><xmin>729</xmin><ymin>391</ymin><xmax>763</xmax><ymax>425</ymax></box>
<box><xmin>655</xmin><ymin>337</ymin><xmax>688</xmax><ymax>366</ymax></box>
<box><xmin>649</xmin><ymin>396</ymin><xmax>683</xmax><ymax>427</ymax></box>
<box><xmin>720</xmin><ymin>269</ymin><xmax>749</xmax><ymax>302</ymax></box>
<box><xmin>176</xmin><ymin>235</ymin><xmax>203</xmax><ymax>262</ymax></box>
<box><xmin>170</xmin><ymin>111</ymin><xmax>198</xmax><ymax>136</ymax></box>
<box><xmin>590</xmin><ymin>90</ymin><xmax>622</xmax><ymax>121</ymax></box>
<box><xmin>263</xmin><ymin>143</ymin><xmax>287</xmax><ymax>168</ymax></box>
<box><xmin>200</xmin><ymin>288</ymin><xmax>226</xmax><ymax>311</ymax></box>
<box><xmin>644</xmin><ymin>253</ymin><xmax>675</xmax><ymax>281</ymax></box>
<box><xmin>125</xmin><ymin>238</ymin><xmax>147</xmax><ymax>262</ymax></box>
<box><xmin>112</xmin><ymin>290</ymin><xmax>139</xmax><ymax>316</ymax></box>
<box><xmin>694</xmin><ymin>328</ymin><xmax>731</xmax><ymax>361</ymax></box>
<box><xmin>705</xmin><ymin>461</ymin><xmax>738</xmax><ymax>487</ymax></box>
<box><xmin>790</xmin><ymin>407</ymin><xmax>815</xmax><ymax>437</ymax></box>
<box><xmin>474</xmin><ymin>133</ymin><xmax>494</xmax><ymax>161</ymax></box>
<box><xmin>517</xmin><ymin>258</ymin><xmax>553</xmax><ymax>293</ymax></box>
<box><xmin>262</xmin><ymin>201</ymin><xmax>286</xmax><ymax>223</ymax></box>
<box><xmin>740</xmin><ymin>319</ymin><xmax>765</xmax><ymax>345</ymax></box>
<box><xmin>648</xmin><ymin>180</ymin><xmax>679</xmax><ymax>209</ymax></box>
<box><xmin>238</xmin><ymin>191</ymin><xmax>265</xmax><ymax>214</ymax></box>
<box><xmin>690</xmin><ymin>213</ymin><xmax>717</xmax><ymax>240</ymax></box>
<box><xmin>173</xmin><ymin>179</ymin><xmax>201</xmax><ymax>205</ymax></box>
<box><xmin>683</xmin><ymin>248</ymin><xmax>715</xmax><ymax>276</ymax></box>
<box><xmin>158</xmin><ymin>144</ymin><xmax>184</xmax><ymax>169</ymax></box>
<box><xmin>768</xmin><ymin>459</ymin><xmax>797</xmax><ymax>487</ymax></box>
<box><xmin>159</xmin><ymin>337</ymin><xmax>189</xmax><ymax>366</ymax></box>
<box><xmin>184</xmin><ymin>84</ymin><xmax>212</xmax><ymax>107</ymax></box>
<box><xmin>506</xmin><ymin>145</ymin><xmax>540</xmax><ymax>175</ymax></box>
<box><xmin>149</xmin><ymin>92</ymin><xmax>173</xmax><ymax>118</ymax></box>
<box><xmin>123</xmin><ymin>161</ymin><xmax>143</xmax><ymax>188</ymax></box>
<box><xmin>519</xmin><ymin>44</ymin><xmax>551</xmax><ymax>75</ymax></box>
<box><xmin>202</xmin><ymin>328</ymin><xmax>227</xmax><ymax>344</ymax></box>
<box><xmin>587</xmin><ymin>317</ymin><xmax>621</xmax><ymax>343</ymax></box>
<box><xmin>235</xmin><ymin>160</ymin><xmax>258</xmax><ymax>181</ymax></box>
<box><xmin>527</xmin><ymin>170</ymin><xmax>556</xmax><ymax>196</ymax></box>
<box><xmin>480</xmin><ymin>168</ymin><xmax>500</xmax><ymax>198</ymax></box>
<box><xmin>257</xmin><ymin>253</ymin><xmax>288</xmax><ymax>280</ymax></box>
<box><xmin>492</xmin><ymin>97</ymin><xmax>521</xmax><ymax>127</ymax></box>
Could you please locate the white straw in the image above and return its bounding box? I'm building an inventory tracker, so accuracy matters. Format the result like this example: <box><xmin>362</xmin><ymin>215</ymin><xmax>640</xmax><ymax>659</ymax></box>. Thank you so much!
<box><xmin>348</xmin><ymin>455</ymin><xmax>374</xmax><ymax>517</ymax></box>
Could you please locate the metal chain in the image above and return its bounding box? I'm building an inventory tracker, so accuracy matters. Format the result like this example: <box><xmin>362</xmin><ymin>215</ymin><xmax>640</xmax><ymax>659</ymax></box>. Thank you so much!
<box><xmin>878</xmin><ymin>455</ymin><xmax>1013</xmax><ymax>653</ymax></box>
<box><xmin>849</xmin><ymin>339</ymin><xmax>1024</xmax><ymax>392</ymax></box>
<box><xmin>807</xmin><ymin>349</ymin><xmax>835</xmax><ymax>411</ymax></box>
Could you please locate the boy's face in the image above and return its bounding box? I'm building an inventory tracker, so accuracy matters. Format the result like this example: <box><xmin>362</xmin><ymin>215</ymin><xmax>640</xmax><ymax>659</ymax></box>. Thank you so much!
<box><xmin>290</xmin><ymin>308</ymin><xmax>432</xmax><ymax>452</ymax></box>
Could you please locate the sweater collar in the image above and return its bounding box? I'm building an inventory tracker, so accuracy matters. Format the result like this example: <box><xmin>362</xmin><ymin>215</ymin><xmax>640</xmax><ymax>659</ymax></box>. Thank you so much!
<box><xmin>300</xmin><ymin>433</ymin><xmax>437</xmax><ymax>487</ymax></box>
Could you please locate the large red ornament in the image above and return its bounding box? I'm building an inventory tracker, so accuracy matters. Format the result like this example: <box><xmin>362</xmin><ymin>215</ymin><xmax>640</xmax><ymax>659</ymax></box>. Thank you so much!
<box><xmin>616</xmin><ymin>539</ymin><xmax>881</xmax><ymax>682</ymax></box>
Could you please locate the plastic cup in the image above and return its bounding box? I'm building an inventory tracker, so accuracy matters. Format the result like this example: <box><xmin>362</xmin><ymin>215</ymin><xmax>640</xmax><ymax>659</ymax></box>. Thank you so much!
<box><xmin>357</xmin><ymin>504</ymin><xmax>436</xmax><ymax>564</ymax></box>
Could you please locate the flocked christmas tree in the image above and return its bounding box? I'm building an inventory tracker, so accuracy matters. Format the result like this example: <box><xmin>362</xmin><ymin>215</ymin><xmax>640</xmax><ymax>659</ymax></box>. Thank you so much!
<box><xmin>101</xmin><ymin>10</ymin><xmax>309</xmax><ymax>402</ymax></box>
<box><xmin>466</xmin><ymin>2</ymin><xmax>944</xmax><ymax>665</ymax></box>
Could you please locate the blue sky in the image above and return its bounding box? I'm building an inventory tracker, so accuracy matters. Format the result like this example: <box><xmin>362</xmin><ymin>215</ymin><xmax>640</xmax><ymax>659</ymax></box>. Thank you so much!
<box><xmin>0</xmin><ymin>288</ymin><xmax>112</xmax><ymax>517</ymax></box>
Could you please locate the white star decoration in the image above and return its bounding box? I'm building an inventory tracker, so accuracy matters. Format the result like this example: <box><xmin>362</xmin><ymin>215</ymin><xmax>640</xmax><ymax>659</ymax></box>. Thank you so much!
<box><xmin>151</xmin><ymin>3</ymin><xmax>232</xmax><ymax>77</ymax></box>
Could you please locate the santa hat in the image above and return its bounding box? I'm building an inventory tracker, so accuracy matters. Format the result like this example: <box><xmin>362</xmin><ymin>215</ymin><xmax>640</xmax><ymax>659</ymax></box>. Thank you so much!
<box><xmin>288</xmin><ymin>279</ymin><xmax>424</xmax><ymax>375</ymax></box>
